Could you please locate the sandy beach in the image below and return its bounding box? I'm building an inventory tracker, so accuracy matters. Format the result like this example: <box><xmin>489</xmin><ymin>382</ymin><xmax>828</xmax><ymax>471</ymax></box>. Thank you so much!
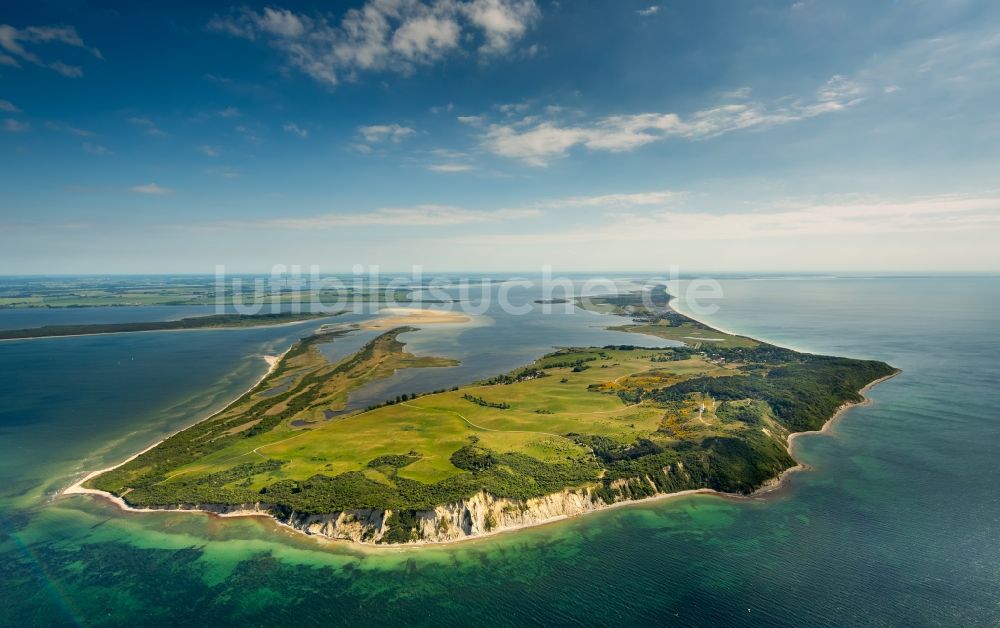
<box><xmin>361</xmin><ymin>307</ymin><xmax>471</xmax><ymax>330</ymax></box>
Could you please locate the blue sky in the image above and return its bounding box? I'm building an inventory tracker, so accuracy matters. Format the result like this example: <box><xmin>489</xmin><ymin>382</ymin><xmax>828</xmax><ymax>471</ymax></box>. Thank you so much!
<box><xmin>1</xmin><ymin>0</ymin><xmax>999</xmax><ymax>273</ymax></box>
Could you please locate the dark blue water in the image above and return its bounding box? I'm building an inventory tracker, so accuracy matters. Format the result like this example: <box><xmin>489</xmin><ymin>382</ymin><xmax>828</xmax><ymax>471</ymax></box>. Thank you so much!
<box><xmin>0</xmin><ymin>305</ymin><xmax>218</xmax><ymax>331</ymax></box>
<box><xmin>1</xmin><ymin>276</ymin><xmax>998</xmax><ymax>626</ymax></box>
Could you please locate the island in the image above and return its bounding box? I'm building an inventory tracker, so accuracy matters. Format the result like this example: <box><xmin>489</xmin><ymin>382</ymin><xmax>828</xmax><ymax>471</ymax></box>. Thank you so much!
<box><xmin>71</xmin><ymin>288</ymin><xmax>898</xmax><ymax>545</ymax></box>
<box><xmin>0</xmin><ymin>311</ymin><xmax>338</xmax><ymax>340</ymax></box>
<box><xmin>533</xmin><ymin>298</ymin><xmax>570</xmax><ymax>304</ymax></box>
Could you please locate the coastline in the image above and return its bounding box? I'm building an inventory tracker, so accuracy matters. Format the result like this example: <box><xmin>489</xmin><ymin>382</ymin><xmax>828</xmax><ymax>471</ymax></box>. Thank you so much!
<box><xmin>61</xmin><ymin>298</ymin><xmax>901</xmax><ymax>549</ymax></box>
<box><xmin>62</xmin><ymin>369</ymin><xmax>899</xmax><ymax>549</ymax></box>
<box><xmin>0</xmin><ymin>313</ymin><xmax>340</xmax><ymax>343</ymax></box>
<box><xmin>662</xmin><ymin>294</ymin><xmax>902</xmax><ymax>497</ymax></box>
<box><xmin>752</xmin><ymin>369</ymin><xmax>901</xmax><ymax>495</ymax></box>
<box><xmin>63</xmin><ymin>347</ymin><xmax>290</xmax><ymax>499</ymax></box>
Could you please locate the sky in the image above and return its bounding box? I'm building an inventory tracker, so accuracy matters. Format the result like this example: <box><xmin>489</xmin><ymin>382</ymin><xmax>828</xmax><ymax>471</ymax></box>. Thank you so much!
<box><xmin>1</xmin><ymin>0</ymin><xmax>999</xmax><ymax>274</ymax></box>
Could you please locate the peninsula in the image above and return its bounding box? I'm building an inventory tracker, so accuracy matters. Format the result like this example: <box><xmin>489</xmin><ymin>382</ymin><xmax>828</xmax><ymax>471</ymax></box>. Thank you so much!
<box><xmin>0</xmin><ymin>311</ymin><xmax>337</xmax><ymax>340</ymax></box>
<box><xmin>75</xmin><ymin>289</ymin><xmax>897</xmax><ymax>545</ymax></box>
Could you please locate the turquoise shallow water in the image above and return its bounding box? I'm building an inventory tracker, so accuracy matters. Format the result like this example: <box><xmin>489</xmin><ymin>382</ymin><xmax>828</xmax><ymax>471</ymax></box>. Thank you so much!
<box><xmin>1</xmin><ymin>277</ymin><xmax>999</xmax><ymax>626</ymax></box>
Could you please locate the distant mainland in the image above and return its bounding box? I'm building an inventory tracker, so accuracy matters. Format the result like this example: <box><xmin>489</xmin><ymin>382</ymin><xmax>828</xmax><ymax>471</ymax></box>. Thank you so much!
<box><xmin>0</xmin><ymin>312</ymin><xmax>335</xmax><ymax>340</ymax></box>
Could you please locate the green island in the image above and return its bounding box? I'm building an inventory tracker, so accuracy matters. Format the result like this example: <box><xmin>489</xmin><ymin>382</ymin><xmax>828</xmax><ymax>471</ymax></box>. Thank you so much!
<box><xmin>82</xmin><ymin>289</ymin><xmax>897</xmax><ymax>545</ymax></box>
<box><xmin>0</xmin><ymin>311</ymin><xmax>338</xmax><ymax>340</ymax></box>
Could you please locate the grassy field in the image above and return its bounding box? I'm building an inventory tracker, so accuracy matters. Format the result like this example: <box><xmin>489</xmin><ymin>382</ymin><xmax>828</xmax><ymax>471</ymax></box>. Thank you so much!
<box><xmin>243</xmin><ymin>347</ymin><xmax>737</xmax><ymax>487</ymax></box>
<box><xmin>88</xmin><ymin>327</ymin><xmax>459</xmax><ymax>497</ymax></box>
<box><xmin>92</xmin><ymin>342</ymin><xmax>741</xmax><ymax>493</ymax></box>
<box><xmin>609</xmin><ymin>320</ymin><xmax>759</xmax><ymax>349</ymax></box>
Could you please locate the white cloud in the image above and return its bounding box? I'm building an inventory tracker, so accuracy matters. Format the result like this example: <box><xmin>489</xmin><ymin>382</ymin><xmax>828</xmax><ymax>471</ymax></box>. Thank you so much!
<box><xmin>3</xmin><ymin>118</ymin><xmax>29</xmax><ymax>133</ymax></box>
<box><xmin>534</xmin><ymin>190</ymin><xmax>679</xmax><ymax>209</ymax></box>
<box><xmin>238</xmin><ymin>205</ymin><xmax>542</xmax><ymax>229</ymax></box>
<box><xmin>721</xmin><ymin>87</ymin><xmax>752</xmax><ymax>99</ymax></box>
<box><xmin>853</xmin><ymin>28</ymin><xmax>1000</xmax><ymax>102</ymax></box>
<box><xmin>130</xmin><ymin>183</ymin><xmax>172</xmax><ymax>195</ymax></box>
<box><xmin>484</xmin><ymin>122</ymin><xmax>585</xmax><ymax>166</ymax></box>
<box><xmin>0</xmin><ymin>24</ymin><xmax>101</xmax><ymax>77</ymax></box>
<box><xmin>198</xmin><ymin>145</ymin><xmax>220</xmax><ymax>157</ymax></box>
<box><xmin>636</xmin><ymin>6</ymin><xmax>660</xmax><ymax>17</ymax></box>
<box><xmin>82</xmin><ymin>142</ymin><xmax>111</xmax><ymax>155</ymax></box>
<box><xmin>608</xmin><ymin>194</ymin><xmax>1000</xmax><ymax>240</ymax></box>
<box><xmin>205</xmin><ymin>73</ymin><xmax>233</xmax><ymax>84</ymax></box>
<box><xmin>392</xmin><ymin>15</ymin><xmax>460</xmax><ymax>61</ymax></box>
<box><xmin>480</xmin><ymin>75</ymin><xmax>865</xmax><ymax>165</ymax></box>
<box><xmin>128</xmin><ymin>116</ymin><xmax>166</xmax><ymax>137</ymax></box>
<box><xmin>812</xmin><ymin>74</ymin><xmax>862</xmax><ymax>109</ymax></box>
<box><xmin>207</xmin><ymin>0</ymin><xmax>539</xmax><ymax>86</ymax></box>
<box><xmin>461</xmin><ymin>0</ymin><xmax>539</xmax><ymax>55</ymax></box>
<box><xmin>44</xmin><ymin>121</ymin><xmax>94</xmax><ymax>136</ymax></box>
<box><xmin>217</xmin><ymin>107</ymin><xmax>241</xmax><ymax>118</ymax></box>
<box><xmin>206</xmin><ymin>167</ymin><xmax>241</xmax><ymax>179</ymax></box>
<box><xmin>359</xmin><ymin>123</ymin><xmax>415</xmax><ymax>143</ymax></box>
<box><xmin>234</xmin><ymin>124</ymin><xmax>259</xmax><ymax>142</ymax></box>
<box><xmin>48</xmin><ymin>61</ymin><xmax>82</xmax><ymax>77</ymax></box>
<box><xmin>428</xmin><ymin>148</ymin><xmax>469</xmax><ymax>159</ymax></box>
<box><xmin>497</xmin><ymin>102</ymin><xmax>530</xmax><ymax>115</ymax></box>
<box><xmin>256</xmin><ymin>7</ymin><xmax>307</xmax><ymax>38</ymax></box>
<box><xmin>427</xmin><ymin>163</ymin><xmax>475</xmax><ymax>172</ymax></box>
<box><xmin>282</xmin><ymin>122</ymin><xmax>309</xmax><ymax>138</ymax></box>
<box><xmin>0</xmin><ymin>99</ymin><xmax>19</xmax><ymax>113</ymax></box>
<box><xmin>474</xmin><ymin>193</ymin><xmax>1000</xmax><ymax>245</ymax></box>
<box><xmin>189</xmin><ymin>189</ymin><xmax>676</xmax><ymax>230</ymax></box>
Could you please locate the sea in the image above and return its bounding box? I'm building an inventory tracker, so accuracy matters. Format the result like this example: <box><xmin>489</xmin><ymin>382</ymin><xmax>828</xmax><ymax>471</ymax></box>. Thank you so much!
<box><xmin>1</xmin><ymin>275</ymin><xmax>998</xmax><ymax>626</ymax></box>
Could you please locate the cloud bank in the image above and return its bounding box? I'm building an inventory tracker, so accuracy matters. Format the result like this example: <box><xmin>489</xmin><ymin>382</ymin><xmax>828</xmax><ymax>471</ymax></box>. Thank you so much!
<box><xmin>208</xmin><ymin>0</ymin><xmax>540</xmax><ymax>86</ymax></box>
<box><xmin>131</xmin><ymin>183</ymin><xmax>173</xmax><ymax>195</ymax></box>
<box><xmin>0</xmin><ymin>23</ymin><xmax>101</xmax><ymax>77</ymax></box>
<box><xmin>481</xmin><ymin>76</ymin><xmax>864</xmax><ymax>165</ymax></box>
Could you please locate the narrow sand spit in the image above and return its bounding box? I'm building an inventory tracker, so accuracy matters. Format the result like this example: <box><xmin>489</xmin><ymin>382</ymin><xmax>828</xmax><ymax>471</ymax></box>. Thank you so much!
<box><xmin>361</xmin><ymin>308</ymin><xmax>471</xmax><ymax>330</ymax></box>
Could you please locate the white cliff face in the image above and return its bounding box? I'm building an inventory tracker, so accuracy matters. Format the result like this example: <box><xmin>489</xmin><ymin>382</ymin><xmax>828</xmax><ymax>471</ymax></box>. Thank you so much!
<box><xmin>138</xmin><ymin>469</ymin><xmax>712</xmax><ymax>545</ymax></box>
<box><xmin>281</xmin><ymin>489</ymin><xmax>606</xmax><ymax>544</ymax></box>
<box><xmin>134</xmin><ymin>489</ymin><xmax>612</xmax><ymax>545</ymax></box>
<box><xmin>113</xmin><ymin>448</ymin><xmax>728</xmax><ymax>545</ymax></box>
<box><xmin>421</xmin><ymin>489</ymin><xmax>603</xmax><ymax>543</ymax></box>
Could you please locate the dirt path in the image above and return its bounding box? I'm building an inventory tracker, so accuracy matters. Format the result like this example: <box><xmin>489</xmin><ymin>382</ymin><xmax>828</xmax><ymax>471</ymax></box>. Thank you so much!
<box><xmin>696</xmin><ymin>402</ymin><xmax>708</xmax><ymax>425</ymax></box>
<box><xmin>163</xmin><ymin>431</ymin><xmax>310</xmax><ymax>481</ymax></box>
